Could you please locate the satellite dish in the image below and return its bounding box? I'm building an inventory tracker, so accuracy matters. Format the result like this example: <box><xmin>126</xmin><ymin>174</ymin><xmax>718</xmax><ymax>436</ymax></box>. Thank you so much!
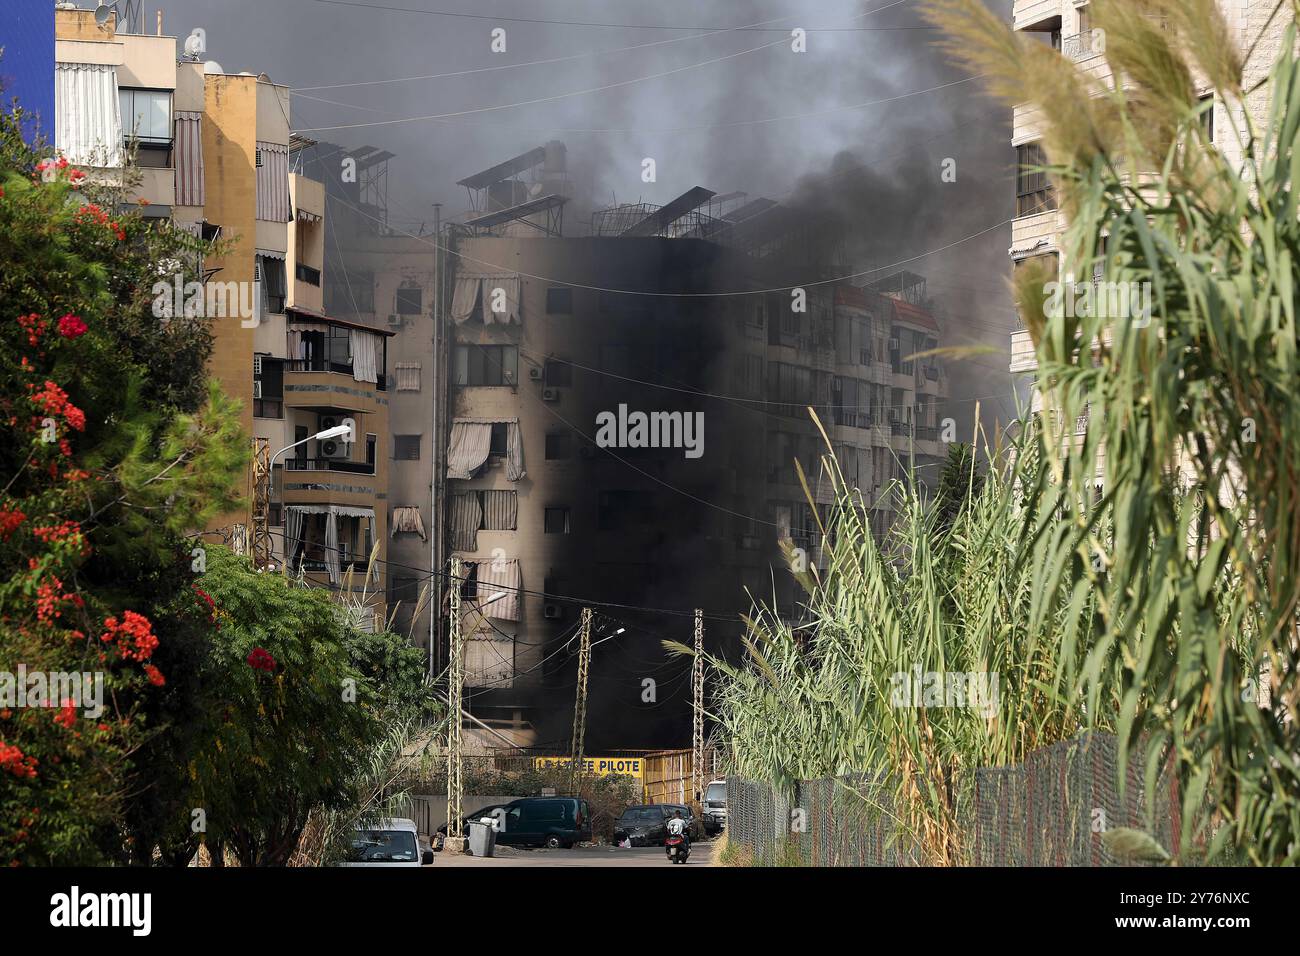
<box><xmin>202</xmin><ymin>60</ymin><xmax>225</xmax><ymax>75</ymax></box>
<box><xmin>183</xmin><ymin>33</ymin><xmax>204</xmax><ymax>59</ymax></box>
<box><xmin>94</xmin><ymin>3</ymin><xmax>114</xmax><ymax>28</ymax></box>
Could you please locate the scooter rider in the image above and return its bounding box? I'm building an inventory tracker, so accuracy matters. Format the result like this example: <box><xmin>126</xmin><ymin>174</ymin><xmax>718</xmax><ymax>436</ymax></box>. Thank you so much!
<box><xmin>666</xmin><ymin>809</ymin><xmax>689</xmax><ymax>855</ymax></box>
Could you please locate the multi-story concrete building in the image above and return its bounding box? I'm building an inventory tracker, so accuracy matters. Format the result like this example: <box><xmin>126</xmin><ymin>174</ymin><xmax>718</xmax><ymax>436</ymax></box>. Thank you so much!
<box><xmin>48</xmin><ymin>5</ymin><xmax>392</xmax><ymax>620</ymax></box>
<box><xmin>1008</xmin><ymin>0</ymin><xmax>1293</xmax><ymax>386</ymax></box>
<box><xmin>439</xmin><ymin>153</ymin><xmax>949</xmax><ymax>748</ymax></box>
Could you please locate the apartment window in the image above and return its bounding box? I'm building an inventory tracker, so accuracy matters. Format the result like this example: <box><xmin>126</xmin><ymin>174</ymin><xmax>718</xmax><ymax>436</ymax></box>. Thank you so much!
<box><xmin>395</xmin><ymin>284</ymin><xmax>423</xmax><ymax>315</ymax></box>
<box><xmin>394</xmin><ymin>434</ymin><xmax>421</xmax><ymax>460</ymax></box>
<box><xmin>459</xmin><ymin>562</ymin><xmax>479</xmax><ymax>600</ymax></box>
<box><xmin>366</xmin><ymin>434</ymin><xmax>377</xmax><ymax>470</ymax></box>
<box><xmin>546</xmin><ymin>287</ymin><xmax>573</xmax><ymax>314</ymax></box>
<box><xmin>454</xmin><ymin>344</ymin><xmax>518</xmax><ymax>386</ymax></box>
<box><xmin>296</xmin><ymin>324</ymin><xmax>352</xmax><ymax>373</ymax></box>
<box><xmin>394</xmin><ymin>362</ymin><xmax>421</xmax><ymax>391</ymax></box>
<box><xmin>544</xmin><ymin>507</ymin><xmax>571</xmax><ymax>534</ymax></box>
<box><xmin>545</xmin><ymin>431</ymin><xmax>572</xmax><ymax>460</ymax></box>
<box><xmin>1016</xmin><ymin>142</ymin><xmax>1057</xmax><ymax>217</ymax></box>
<box><xmin>257</xmin><ymin>256</ymin><xmax>287</xmax><ymax>314</ymax></box>
<box><xmin>119</xmin><ymin>88</ymin><xmax>172</xmax><ymax>148</ymax></box>
<box><xmin>544</xmin><ymin>359</ymin><xmax>572</xmax><ymax>387</ymax></box>
<box><xmin>294</xmin><ymin>425</ymin><xmax>308</xmax><ymax>466</ymax></box>
<box><xmin>489</xmin><ymin>423</ymin><xmax>509</xmax><ymax>459</ymax></box>
<box><xmin>253</xmin><ymin>356</ymin><xmax>283</xmax><ymax>419</ymax></box>
<box><xmin>1199</xmin><ymin>94</ymin><xmax>1215</xmax><ymax>143</ymax></box>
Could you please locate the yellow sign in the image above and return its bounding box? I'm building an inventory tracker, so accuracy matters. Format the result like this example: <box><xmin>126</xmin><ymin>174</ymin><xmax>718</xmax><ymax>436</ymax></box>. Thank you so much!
<box><xmin>533</xmin><ymin>756</ymin><xmax>644</xmax><ymax>778</ymax></box>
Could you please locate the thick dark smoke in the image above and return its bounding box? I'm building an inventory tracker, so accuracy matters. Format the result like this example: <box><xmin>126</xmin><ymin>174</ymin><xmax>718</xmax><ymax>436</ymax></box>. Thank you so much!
<box><xmin>152</xmin><ymin>0</ymin><xmax>1021</xmax><ymax>746</ymax></box>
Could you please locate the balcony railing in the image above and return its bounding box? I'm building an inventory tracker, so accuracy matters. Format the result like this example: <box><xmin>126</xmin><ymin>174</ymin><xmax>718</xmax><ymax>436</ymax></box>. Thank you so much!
<box><xmin>288</xmin><ymin>359</ymin><xmax>386</xmax><ymax>390</ymax></box>
<box><xmin>285</xmin><ymin>457</ymin><xmax>376</xmax><ymax>475</ymax></box>
<box><xmin>1062</xmin><ymin>32</ymin><xmax>1101</xmax><ymax>61</ymax></box>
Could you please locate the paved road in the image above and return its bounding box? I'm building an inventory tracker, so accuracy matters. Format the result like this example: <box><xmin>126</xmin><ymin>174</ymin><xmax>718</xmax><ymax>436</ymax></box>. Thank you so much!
<box><xmin>431</xmin><ymin>842</ymin><xmax>716</xmax><ymax>868</ymax></box>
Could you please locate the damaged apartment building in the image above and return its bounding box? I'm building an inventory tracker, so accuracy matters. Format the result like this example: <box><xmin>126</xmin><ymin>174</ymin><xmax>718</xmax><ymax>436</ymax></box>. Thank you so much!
<box><xmin>436</xmin><ymin>144</ymin><xmax>949</xmax><ymax>749</ymax></box>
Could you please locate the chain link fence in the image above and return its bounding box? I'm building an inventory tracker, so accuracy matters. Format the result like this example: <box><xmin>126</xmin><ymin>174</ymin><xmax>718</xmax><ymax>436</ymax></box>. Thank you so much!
<box><xmin>727</xmin><ymin>732</ymin><xmax>1190</xmax><ymax>866</ymax></box>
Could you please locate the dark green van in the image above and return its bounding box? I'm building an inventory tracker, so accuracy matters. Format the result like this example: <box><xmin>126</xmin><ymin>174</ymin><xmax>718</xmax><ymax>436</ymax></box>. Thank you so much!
<box><xmin>494</xmin><ymin>797</ymin><xmax>591</xmax><ymax>849</ymax></box>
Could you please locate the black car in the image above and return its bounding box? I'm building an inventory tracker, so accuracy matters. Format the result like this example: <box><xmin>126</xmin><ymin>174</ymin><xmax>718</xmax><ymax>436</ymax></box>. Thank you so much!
<box><xmin>614</xmin><ymin>804</ymin><xmax>703</xmax><ymax>846</ymax></box>
<box><xmin>436</xmin><ymin>804</ymin><xmax>508</xmax><ymax>842</ymax></box>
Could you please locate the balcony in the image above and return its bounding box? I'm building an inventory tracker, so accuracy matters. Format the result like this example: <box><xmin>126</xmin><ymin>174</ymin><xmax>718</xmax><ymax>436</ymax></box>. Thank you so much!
<box><xmin>285</xmin><ymin>457</ymin><xmax>376</xmax><ymax>476</ymax></box>
<box><xmin>288</xmin><ymin>358</ymin><xmax>387</xmax><ymax>391</ymax></box>
<box><xmin>1013</xmin><ymin>0</ymin><xmax>1061</xmax><ymax>32</ymax></box>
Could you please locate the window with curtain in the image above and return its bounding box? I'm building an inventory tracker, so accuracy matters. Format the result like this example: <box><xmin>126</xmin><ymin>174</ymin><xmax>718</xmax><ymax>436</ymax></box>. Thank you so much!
<box><xmin>119</xmin><ymin>88</ymin><xmax>171</xmax><ymax>144</ymax></box>
<box><xmin>55</xmin><ymin>62</ymin><xmax>123</xmax><ymax>167</ymax></box>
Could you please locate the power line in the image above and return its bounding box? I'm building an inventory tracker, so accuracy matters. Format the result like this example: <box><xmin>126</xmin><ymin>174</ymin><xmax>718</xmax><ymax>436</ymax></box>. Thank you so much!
<box><xmin>302</xmin><ymin>0</ymin><xmax>932</xmax><ymax>33</ymax></box>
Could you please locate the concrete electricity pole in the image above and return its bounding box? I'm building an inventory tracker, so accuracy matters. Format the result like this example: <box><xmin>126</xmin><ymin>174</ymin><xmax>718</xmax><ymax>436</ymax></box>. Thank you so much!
<box><xmin>446</xmin><ymin>555</ymin><xmax>464</xmax><ymax>846</ymax></box>
<box><xmin>569</xmin><ymin>607</ymin><xmax>592</xmax><ymax>795</ymax></box>
<box><xmin>692</xmin><ymin>608</ymin><xmax>705</xmax><ymax>808</ymax></box>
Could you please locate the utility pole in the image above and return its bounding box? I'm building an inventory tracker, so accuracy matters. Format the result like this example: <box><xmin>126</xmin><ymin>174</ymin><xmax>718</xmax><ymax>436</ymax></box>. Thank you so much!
<box><xmin>429</xmin><ymin>202</ymin><xmax>443</xmax><ymax>680</ymax></box>
<box><xmin>250</xmin><ymin>437</ymin><xmax>271</xmax><ymax>570</ymax></box>
<box><xmin>692</xmin><ymin>608</ymin><xmax>705</xmax><ymax>809</ymax></box>
<box><xmin>569</xmin><ymin>607</ymin><xmax>592</xmax><ymax>795</ymax></box>
<box><xmin>446</xmin><ymin>555</ymin><xmax>464</xmax><ymax>846</ymax></box>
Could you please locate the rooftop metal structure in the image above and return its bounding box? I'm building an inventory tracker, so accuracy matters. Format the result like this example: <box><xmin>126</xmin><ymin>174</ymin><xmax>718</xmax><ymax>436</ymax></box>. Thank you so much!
<box><xmin>457</xmin><ymin>147</ymin><xmax>548</xmax><ymax>192</ymax></box>
<box><xmin>619</xmin><ymin>186</ymin><xmax>716</xmax><ymax>237</ymax></box>
<box><xmin>462</xmin><ymin>194</ymin><xmax>567</xmax><ymax>237</ymax></box>
<box><xmin>865</xmin><ymin>270</ymin><xmax>928</xmax><ymax>306</ymax></box>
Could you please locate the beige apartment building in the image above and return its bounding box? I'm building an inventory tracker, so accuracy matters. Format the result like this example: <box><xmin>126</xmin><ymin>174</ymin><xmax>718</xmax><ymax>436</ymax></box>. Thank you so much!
<box><xmin>52</xmin><ymin>5</ymin><xmax>391</xmax><ymax>621</ymax></box>
<box><xmin>1009</xmin><ymin>0</ymin><xmax>1293</xmax><ymax>386</ymax></box>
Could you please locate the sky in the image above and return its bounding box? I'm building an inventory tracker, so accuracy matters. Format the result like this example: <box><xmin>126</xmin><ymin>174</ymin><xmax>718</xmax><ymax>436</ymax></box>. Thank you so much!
<box><xmin>153</xmin><ymin>0</ymin><xmax>1024</xmax><ymax>426</ymax></box>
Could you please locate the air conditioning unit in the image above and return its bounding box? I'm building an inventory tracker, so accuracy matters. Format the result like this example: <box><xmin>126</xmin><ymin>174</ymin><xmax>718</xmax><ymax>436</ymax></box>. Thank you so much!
<box><xmin>319</xmin><ymin>438</ymin><xmax>346</xmax><ymax>459</ymax></box>
<box><xmin>387</xmin><ymin>313</ymin><xmax>403</xmax><ymax>328</ymax></box>
<box><xmin>543</xmin><ymin>603</ymin><xmax>564</xmax><ymax>620</ymax></box>
<box><xmin>528</xmin><ymin>366</ymin><xmax>544</xmax><ymax>381</ymax></box>
<box><xmin>252</xmin><ymin>381</ymin><xmax>263</xmax><ymax>399</ymax></box>
<box><xmin>319</xmin><ymin>415</ymin><xmax>340</xmax><ymax>432</ymax></box>
<box><xmin>542</xmin><ymin>387</ymin><xmax>559</xmax><ymax>402</ymax></box>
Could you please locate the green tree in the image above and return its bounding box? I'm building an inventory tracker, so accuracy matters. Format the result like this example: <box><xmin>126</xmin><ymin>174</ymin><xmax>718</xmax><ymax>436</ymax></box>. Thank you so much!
<box><xmin>0</xmin><ymin>101</ymin><xmax>245</xmax><ymax>864</ymax></box>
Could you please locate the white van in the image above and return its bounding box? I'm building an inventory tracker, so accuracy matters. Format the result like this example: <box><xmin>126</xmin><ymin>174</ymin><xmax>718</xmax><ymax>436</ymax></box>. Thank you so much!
<box><xmin>702</xmin><ymin>780</ymin><xmax>727</xmax><ymax>834</ymax></box>
<box><xmin>340</xmin><ymin>818</ymin><xmax>433</xmax><ymax>867</ymax></box>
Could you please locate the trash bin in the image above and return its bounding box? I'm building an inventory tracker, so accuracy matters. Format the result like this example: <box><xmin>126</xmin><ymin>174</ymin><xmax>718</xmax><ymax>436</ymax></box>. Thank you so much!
<box><xmin>467</xmin><ymin>820</ymin><xmax>497</xmax><ymax>858</ymax></box>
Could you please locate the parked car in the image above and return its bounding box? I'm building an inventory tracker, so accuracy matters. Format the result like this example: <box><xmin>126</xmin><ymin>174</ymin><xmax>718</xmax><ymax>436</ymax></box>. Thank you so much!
<box><xmin>702</xmin><ymin>779</ymin><xmax>727</xmax><ymax>834</ymax></box>
<box><xmin>339</xmin><ymin>818</ymin><xmax>434</xmax><ymax>867</ymax></box>
<box><xmin>492</xmin><ymin>797</ymin><xmax>591</xmax><ymax>849</ymax></box>
<box><xmin>614</xmin><ymin>804</ymin><xmax>702</xmax><ymax>846</ymax></box>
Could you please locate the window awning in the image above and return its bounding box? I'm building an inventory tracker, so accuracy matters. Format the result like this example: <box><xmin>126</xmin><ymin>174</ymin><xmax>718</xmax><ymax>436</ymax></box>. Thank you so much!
<box><xmin>256</xmin><ymin>141</ymin><xmax>291</xmax><ymax>222</ymax></box>
<box><xmin>174</xmin><ymin>111</ymin><xmax>204</xmax><ymax>206</ymax></box>
<box><xmin>55</xmin><ymin>62</ymin><xmax>122</xmax><ymax>167</ymax></box>
<box><xmin>391</xmin><ymin>506</ymin><xmax>426</xmax><ymax>539</ymax></box>
<box><xmin>469</xmin><ymin>557</ymin><xmax>521</xmax><ymax>621</ymax></box>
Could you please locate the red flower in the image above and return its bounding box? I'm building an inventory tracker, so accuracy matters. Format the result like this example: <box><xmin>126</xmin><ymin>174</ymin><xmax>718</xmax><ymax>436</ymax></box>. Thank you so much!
<box><xmin>0</xmin><ymin>507</ymin><xmax>24</xmax><ymax>540</ymax></box>
<box><xmin>57</xmin><ymin>314</ymin><xmax>87</xmax><ymax>339</ymax></box>
<box><xmin>100</xmin><ymin>611</ymin><xmax>159</xmax><ymax>661</ymax></box>
<box><xmin>52</xmin><ymin>700</ymin><xmax>77</xmax><ymax>729</ymax></box>
<box><xmin>143</xmin><ymin>664</ymin><xmax>166</xmax><ymax>687</ymax></box>
<box><xmin>0</xmin><ymin>742</ymin><xmax>38</xmax><ymax>779</ymax></box>
<box><xmin>246</xmin><ymin>647</ymin><xmax>276</xmax><ymax>672</ymax></box>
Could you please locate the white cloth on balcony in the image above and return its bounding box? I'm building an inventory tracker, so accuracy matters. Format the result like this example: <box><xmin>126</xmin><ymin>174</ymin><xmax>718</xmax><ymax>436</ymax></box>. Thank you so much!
<box><xmin>55</xmin><ymin>62</ymin><xmax>122</xmax><ymax>167</ymax></box>
<box><xmin>472</xmin><ymin>557</ymin><xmax>521</xmax><ymax>621</ymax></box>
<box><xmin>284</xmin><ymin>506</ymin><xmax>304</xmax><ymax>575</ymax></box>
<box><xmin>446</xmin><ymin>422</ymin><xmax>492</xmax><ymax>479</ymax></box>
<box><xmin>505</xmin><ymin>421</ymin><xmax>525</xmax><ymax>481</ymax></box>
<box><xmin>350</xmin><ymin>329</ymin><xmax>378</xmax><ymax>383</ymax></box>
<box><xmin>390</xmin><ymin>506</ymin><xmax>426</xmax><ymax>539</ymax></box>
<box><xmin>450</xmin><ymin>276</ymin><xmax>481</xmax><ymax>324</ymax></box>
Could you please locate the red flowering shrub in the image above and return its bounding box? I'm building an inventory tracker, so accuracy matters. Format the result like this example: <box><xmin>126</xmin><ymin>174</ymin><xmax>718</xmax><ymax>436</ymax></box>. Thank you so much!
<box><xmin>246</xmin><ymin>647</ymin><xmax>276</xmax><ymax>672</ymax></box>
<box><xmin>56</xmin><ymin>314</ymin><xmax>86</xmax><ymax>339</ymax></box>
